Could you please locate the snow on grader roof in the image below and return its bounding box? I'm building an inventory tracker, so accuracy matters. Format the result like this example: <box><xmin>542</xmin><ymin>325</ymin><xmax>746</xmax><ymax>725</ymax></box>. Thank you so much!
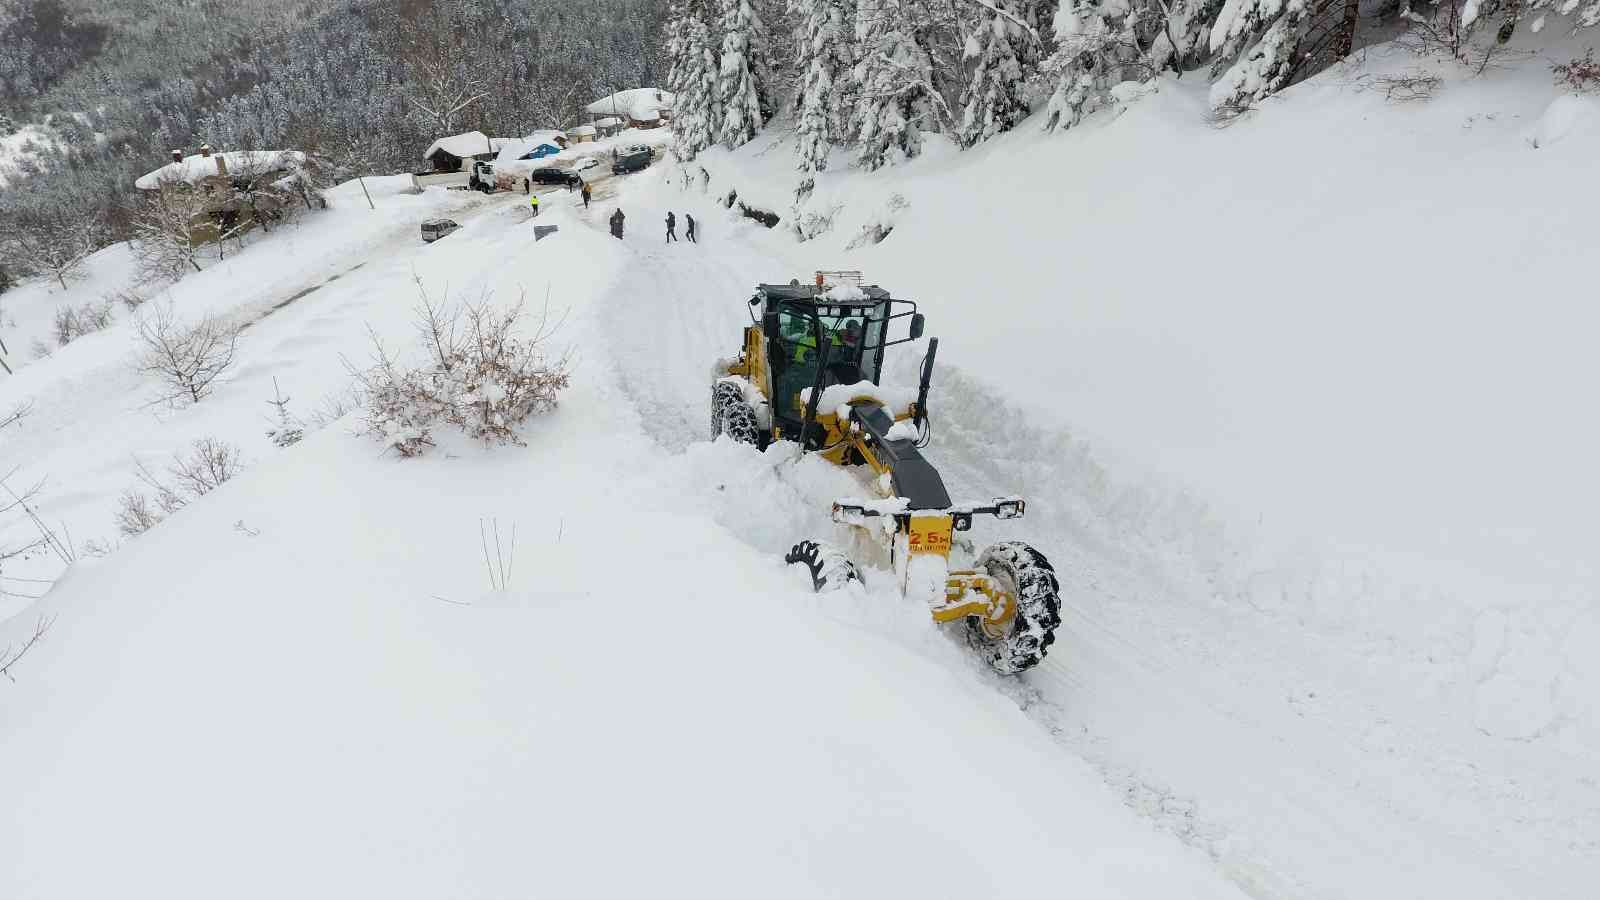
<box><xmin>584</xmin><ymin>88</ymin><xmax>674</xmax><ymax>120</ymax></box>
<box><xmin>135</xmin><ymin>149</ymin><xmax>305</xmax><ymax>190</ymax></box>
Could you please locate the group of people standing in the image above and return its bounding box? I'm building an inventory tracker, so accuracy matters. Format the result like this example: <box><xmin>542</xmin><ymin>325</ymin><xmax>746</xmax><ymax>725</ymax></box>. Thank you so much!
<box><xmin>529</xmin><ymin>180</ymin><xmax>592</xmax><ymax>218</ymax></box>
<box><xmin>519</xmin><ymin>177</ymin><xmax>694</xmax><ymax>246</ymax></box>
<box><xmin>664</xmin><ymin>211</ymin><xmax>697</xmax><ymax>243</ymax></box>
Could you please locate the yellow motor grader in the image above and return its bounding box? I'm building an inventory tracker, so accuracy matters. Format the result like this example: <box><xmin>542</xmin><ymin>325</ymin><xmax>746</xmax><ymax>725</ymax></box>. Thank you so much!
<box><xmin>712</xmin><ymin>273</ymin><xmax>1061</xmax><ymax>675</ymax></box>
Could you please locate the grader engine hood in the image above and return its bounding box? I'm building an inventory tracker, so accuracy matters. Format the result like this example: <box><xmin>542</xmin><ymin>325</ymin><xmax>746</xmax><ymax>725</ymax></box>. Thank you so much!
<box><xmin>849</xmin><ymin>402</ymin><xmax>951</xmax><ymax>510</ymax></box>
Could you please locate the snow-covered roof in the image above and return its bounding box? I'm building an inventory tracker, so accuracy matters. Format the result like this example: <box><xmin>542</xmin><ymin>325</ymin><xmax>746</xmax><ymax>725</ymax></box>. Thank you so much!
<box><xmin>584</xmin><ymin>88</ymin><xmax>674</xmax><ymax>121</ymax></box>
<box><xmin>526</xmin><ymin>129</ymin><xmax>568</xmax><ymax>145</ymax></box>
<box><xmin>493</xmin><ymin>139</ymin><xmax>563</xmax><ymax>166</ymax></box>
<box><xmin>571</xmin><ymin>124</ymin><xmax>597</xmax><ymax>136</ymax></box>
<box><xmin>135</xmin><ymin>150</ymin><xmax>305</xmax><ymax>190</ymax></box>
<box><xmin>595</xmin><ymin>117</ymin><xmax>623</xmax><ymax>128</ymax></box>
<box><xmin>422</xmin><ymin>131</ymin><xmax>494</xmax><ymax>161</ymax></box>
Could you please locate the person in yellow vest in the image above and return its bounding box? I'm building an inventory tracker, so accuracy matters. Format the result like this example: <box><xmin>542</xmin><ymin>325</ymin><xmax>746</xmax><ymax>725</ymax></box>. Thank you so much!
<box><xmin>793</xmin><ymin>325</ymin><xmax>843</xmax><ymax>364</ymax></box>
<box><xmin>529</xmin><ymin>192</ymin><xmax>540</xmax><ymax>218</ymax></box>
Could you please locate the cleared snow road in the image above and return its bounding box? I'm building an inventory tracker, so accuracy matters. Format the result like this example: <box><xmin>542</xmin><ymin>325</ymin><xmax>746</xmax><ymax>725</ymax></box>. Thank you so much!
<box><xmin>590</xmin><ymin>162</ymin><xmax>1597</xmax><ymax>900</ymax></box>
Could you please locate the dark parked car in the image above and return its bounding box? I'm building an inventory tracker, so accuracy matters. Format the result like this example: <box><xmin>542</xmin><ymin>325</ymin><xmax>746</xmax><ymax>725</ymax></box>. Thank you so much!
<box><xmin>612</xmin><ymin>146</ymin><xmax>653</xmax><ymax>175</ymax></box>
<box><xmin>530</xmin><ymin>167</ymin><xmax>580</xmax><ymax>187</ymax></box>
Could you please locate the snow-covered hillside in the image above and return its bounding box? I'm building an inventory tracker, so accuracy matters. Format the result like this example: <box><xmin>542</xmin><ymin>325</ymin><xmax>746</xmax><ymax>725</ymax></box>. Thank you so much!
<box><xmin>0</xmin><ymin>164</ymin><xmax>1246</xmax><ymax>900</ymax></box>
<box><xmin>1</xmin><ymin>35</ymin><xmax>1596</xmax><ymax>900</ymax></box>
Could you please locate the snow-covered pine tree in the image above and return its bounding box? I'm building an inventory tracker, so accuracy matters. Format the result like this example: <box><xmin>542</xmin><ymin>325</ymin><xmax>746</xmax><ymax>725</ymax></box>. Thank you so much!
<box><xmin>1041</xmin><ymin>0</ymin><xmax>1172</xmax><ymax>133</ymax></box>
<box><xmin>958</xmin><ymin>0</ymin><xmax>1052</xmax><ymax>147</ymax></box>
<box><xmin>1205</xmin><ymin>0</ymin><xmax>1308</xmax><ymax>113</ymax></box>
<box><xmin>718</xmin><ymin>0</ymin><xmax>776</xmax><ymax>148</ymax></box>
<box><xmin>852</xmin><ymin>0</ymin><xmax>942</xmax><ymax>169</ymax></box>
<box><xmin>794</xmin><ymin>0</ymin><xmax>857</xmax><ymax>184</ymax></box>
<box><xmin>668</xmin><ymin>0</ymin><xmax>724</xmax><ymax>160</ymax></box>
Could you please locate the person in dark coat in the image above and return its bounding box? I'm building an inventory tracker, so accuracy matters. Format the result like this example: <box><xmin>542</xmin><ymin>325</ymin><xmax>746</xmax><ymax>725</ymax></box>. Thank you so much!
<box><xmin>581</xmin><ymin>182</ymin><xmax>592</xmax><ymax>209</ymax></box>
<box><xmin>523</xmin><ymin>177</ymin><xmax>530</xmax><ymax>194</ymax></box>
<box><xmin>686</xmin><ymin>213</ymin><xmax>697</xmax><ymax>243</ymax></box>
<box><xmin>610</xmin><ymin>208</ymin><xmax>625</xmax><ymax>239</ymax></box>
<box><xmin>665</xmin><ymin>211</ymin><xmax>677</xmax><ymax>243</ymax></box>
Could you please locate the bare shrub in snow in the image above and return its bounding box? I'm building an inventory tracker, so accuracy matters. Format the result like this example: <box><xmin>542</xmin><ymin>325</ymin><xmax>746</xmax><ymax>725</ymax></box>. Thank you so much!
<box><xmin>480</xmin><ymin>518</ymin><xmax>517</xmax><ymax>591</ymax></box>
<box><xmin>306</xmin><ymin>387</ymin><xmax>360</xmax><ymax>432</ymax></box>
<box><xmin>29</xmin><ymin>340</ymin><xmax>51</xmax><ymax>361</ymax></box>
<box><xmin>53</xmin><ymin>299</ymin><xmax>114</xmax><ymax>346</ymax></box>
<box><xmin>115</xmin><ymin>438</ymin><xmax>244</xmax><ymax>537</ymax></box>
<box><xmin>135</xmin><ymin>303</ymin><xmax>240</xmax><ymax>406</ymax></box>
<box><xmin>0</xmin><ymin>401</ymin><xmax>31</xmax><ymax>432</ymax></box>
<box><xmin>131</xmin><ymin>186</ymin><xmax>211</xmax><ymax>283</ymax></box>
<box><xmin>0</xmin><ymin>616</ymin><xmax>52</xmax><ymax>683</ymax></box>
<box><xmin>1553</xmin><ymin>49</ymin><xmax>1600</xmax><ymax>94</ymax></box>
<box><xmin>0</xmin><ymin>205</ymin><xmax>99</xmax><ymax>291</ymax></box>
<box><xmin>1358</xmin><ymin>70</ymin><xmax>1444</xmax><ymax>102</ymax></box>
<box><xmin>108</xmin><ymin>286</ymin><xmax>148</xmax><ymax>311</ymax></box>
<box><xmin>113</xmin><ymin>489</ymin><xmax>164</xmax><ymax>537</ymax></box>
<box><xmin>1206</xmin><ymin>97</ymin><xmax>1256</xmax><ymax>128</ymax></box>
<box><xmin>352</xmin><ymin>286</ymin><xmax>571</xmax><ymax>457</ymax></box>
<box><xmin>1396</xmin><ymin>2</ymin><xmax>1532</xmax><ymax>74</ymax></box>
<box><xmin>167</xmin><ymin>437</ymin><xmax>244</xmax><ymax>497</ymax></box>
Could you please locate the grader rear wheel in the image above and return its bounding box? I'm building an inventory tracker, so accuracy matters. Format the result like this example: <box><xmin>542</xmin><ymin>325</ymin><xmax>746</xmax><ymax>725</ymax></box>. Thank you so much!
<box><xmin>967</xmin><ymin>542</ymin><xmax>1061</xmax><ymax>675</ymax></box>
<box><xmin>718</xmin><ymin>400</ymin><xmax>760</xmax><ymax>446</ymax></box>
<box><xmin>710</xmin><ymin>382</ymin><xmax>745</xmax><ymax>440</ymax></box>
<box><xmin>711</xmin><ymin>382</ymin><xmax>761</xmax><ymax>446</ymax></box>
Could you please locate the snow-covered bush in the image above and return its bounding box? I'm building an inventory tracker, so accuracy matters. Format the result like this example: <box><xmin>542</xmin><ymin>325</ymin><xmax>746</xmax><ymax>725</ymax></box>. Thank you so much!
<box><xmin>266</xmin><ymin>379</ymin><xmax>305</xmax><ymax>448</ymax></box>
<box><xmin>115</xmin><ymin>438</ymin><xmax>244</xmax><ymax>537</ymax></box>
<box><xmin>135</xmin><ymin>303</ymin><xmax>240</xmax><ymax>406</ymax></box>
<box><xmin>53</xmin><ymin>299</ymin><xmax>114</xmax><ymax>346</ymax></box>
<box><xmin>791</xmin><ymin>200</ymin><xmax>843</xmax><ymax>242</ymax></box>
<box><xmin>353</xmin><ymin>290</ymin><xmax>571</xmax><ymax>457</ymax></box>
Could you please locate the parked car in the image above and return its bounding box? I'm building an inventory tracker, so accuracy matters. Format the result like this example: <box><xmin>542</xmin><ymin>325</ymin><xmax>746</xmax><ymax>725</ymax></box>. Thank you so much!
<box><xmin>530</xmin><ymin>167</ymin><xmax>580</xmax><ymax>187</ymax></box>
<box><xmin>573</xmin><ymin>157</ymin><xmax>601</xmax><ymax>173</ymax></box>
<box><xmin>421</xmin><ymin>218</ymin><xmax>460</xmax><ymax>242</ymax></box>
<box><xmin>612</xmin><ymin>145</ymin><xmax>653</xmax><ymax>175</ymax></box>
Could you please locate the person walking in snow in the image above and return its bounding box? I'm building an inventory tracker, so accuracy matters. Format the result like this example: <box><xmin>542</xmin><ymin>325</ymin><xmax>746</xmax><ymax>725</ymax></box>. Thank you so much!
<box><xmin>610</xmin><ymin>208</ymin><xmax>625</xmax><ymax>239</ymax></box>
<box><xmin>665</xmin><ymin>211</ymin><xmax>677</xmax><ymax>243</ymax></box>
<box><xmin>529</xmin><ymin>193</ymin><xmax>540</xmax><ymax>218</ymax></box>
<box><xmin>581</xmin><ymin>182</ymin><xmax>592</xmax><ymax>209</ymax></box>
<box><xmin>686</xmin><ymin>213</ymin><xmax>697</xmax><ymax>243</ymax></box>
<box><xmin>523</xmin><ymin>177</ymin><xmax>530</xmax><ymax>194</ymax></box>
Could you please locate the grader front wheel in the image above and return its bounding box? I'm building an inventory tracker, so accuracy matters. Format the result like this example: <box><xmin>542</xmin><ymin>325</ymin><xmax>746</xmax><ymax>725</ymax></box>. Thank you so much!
<box><xmin>711</xmin><ymin>382</ymin><xmax>761</xmax><ymax>446</ymax></box>
<box><xmin>967</xmin><ymin>542</ymin><xmax>1062</xmax><ymax>675</ymax></box>
<box><xmin>786</xmin><ymin>540</ymin><xmax>861</xmax><ymax>592</ymax></box>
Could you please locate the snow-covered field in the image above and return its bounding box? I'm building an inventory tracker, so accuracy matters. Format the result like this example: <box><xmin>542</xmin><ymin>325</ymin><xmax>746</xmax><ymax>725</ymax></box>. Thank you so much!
<box><xmin>1</xmin><ymin>34</ymin><xmax>1596</xmax><ymax>900</ymax></box>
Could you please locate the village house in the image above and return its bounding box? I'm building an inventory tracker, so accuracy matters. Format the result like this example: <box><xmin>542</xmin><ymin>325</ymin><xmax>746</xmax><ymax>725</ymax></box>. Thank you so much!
<box><xmin>134</xmin><ymin>144</ymin><xmax>308</xmax><ymax>246</ymax></box>
<box><xmin>584</xmin><ymin>88</ymin><xmax>674</xmax><ymax>130</ymax></box>
<box><xmin>422</xmin><ymin>131</ymin><xmax>498</xmax><ymax>173</ymax></box>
